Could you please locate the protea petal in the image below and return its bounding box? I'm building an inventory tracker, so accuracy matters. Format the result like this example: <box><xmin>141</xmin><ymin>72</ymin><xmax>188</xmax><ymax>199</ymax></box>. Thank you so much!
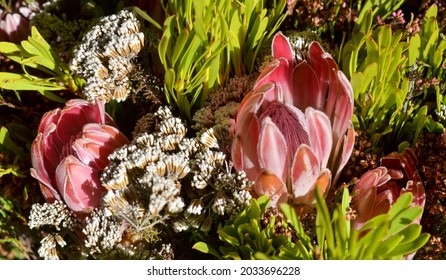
<box><xmin>72</xmin><ymin>124</ymin><xmax>129</xmax><ymax>170</ymax></box>
<box><xmin>259</xmin><ymin>103</ymin><xmax>310</xmax><ymax>158</ymax></box>
<box><xmin>82</xmin><ymin>123</ymin><xmax>129</xmax><ymax>147</ymax></box>
<box><xmin>292</xmin><ymin>61</ymin><xmax>321</xmax><ymax>110</ymax></box>
<box><xmin>30</xmin><ymin>126</ymin><xmax>62</xmax><ymax>195</ymax></box>
<box><xmin>307</xmin><ymin>41</ymin><xmax>331</xmax><ymax>110</ymax></box>
<box><xmin>30</xmin><ymin>143</ymin><xmax>49</xmax><ymax>185</ymax></box>
<box><xmin>37</xmin><ymin>108</ymin><xmax>61</xmax><ymax>134</ymax></box>
<box><xmin>272</xmin><ymin>32</ymin><xmax>294</xmax><ymax>62</ymax></box>
<box><xmin>293</xmin><ymin>168</ymin><xmax>331</xmax><ymax>206</ymax></box>
<box><xmin>353</xmin><ymin>167</ymin><xmax>388</xmax><ymax>193</ymax></box>
<box><xmin>306</xmin><ymin>107</ymin><xmax>332</xmax><ymax>168</ymax></box>
<box><xmin>331</xmin><ymin>71</ymin><xmax>354</xmax><ymax>138</ymax></box>
<box><xmin>55</xmin><ymin>155</ymin><xmax>104</xmax><ymax>213</ymax></box>
<box><xmin>30</xmin><ymin>169</ymin><xmax>61</xmax><ymax>202</ymax></box>
<box><xmin>236</xmin><ymin>88</ymin><xmax>265</xmax><ymax>124</ymax></box>
<box><xmin>231</xmin><ymin>115</ymin><xmax>261</xmax><ymax>180</ymax></box>
<box><xmin>352</xmin><ymin>186</ymin><xmax>377</xmax><ymax>229</ymax></box>
<box><xmin>231</xmin><ymin>33</ymin><xmax>356</xmax><ymax>208</ymax></box>
<box><xmin>373</xmin><ymin>189</ymin><xmax>394</xmax><ymax>215</ymax></box>
<box><xmin>254</xmin><ymin>58</ymin><xmax>293</xmax><ymax>104</ymax></box>
<box><xmin>254</xmin><ymin>169</ymin><xmax>288</xmax><ymax>207</ymax></box>
<box><xmin>402</xmin><ymin>181</ymin><xmax>426</xmax><ymax>209</ymax></box>
<box><xmin>324</xmin><ymin>67</ymin><xmax>340</xmax><ymax>121</ymax></box>
<box><xmin>258</xmin><ymin>117</ymin><xmax>288</xmax><ymax>182</ymax></box>
<box><xmin>231</xmin><ymin>135</ymin><xmax>244</xmax><ymax>174</ymax></box>
<box><xmin>55</xmin><ymin>103</ymin><xmax>95</xmax><ymax>145</ymax></box>
<box><xmin>336</xmin><ymin>122</ymin><xmax>355</xmax><ymax>176</ymax></box>
<box><xmin>315</xmin><ymin>169</ymin><xmax>331</xmax><ymax>198</ymax></box>
<box><xmin>55</xmin><ymin>99</ymin><xmax>114</xmax><ymax>145</ymax></box>
<box><xmin>290</xmin><ymin>144</ymin><xmax>320</xmax><ymax>200</ymax></box>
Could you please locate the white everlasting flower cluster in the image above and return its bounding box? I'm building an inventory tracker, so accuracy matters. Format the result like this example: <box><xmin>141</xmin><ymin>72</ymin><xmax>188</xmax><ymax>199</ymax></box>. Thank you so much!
<box><xmin>436</xmin><ymin>104</ymin><xmax>446</xmax><ymax>124</ymax></box>
<box><xmin>70</xmin><ymin>8</ymin><xmax>144</xmax><ymax>102</ymax></box>
<box><xmin>82</xmin><ymin>208</ymin><xmax>123</xmax><ymax>255</ymax></box>
<box><xmin>28</xmin><ymin>200</ymin><xmax>79</xmax><ymax>231</ymax></box>
<box><xmin>101</xmin><ymin>106</ymin><xmax>191</xmax><ymax>233</ymax></box>
<box><xmin>28</xmin><ymin>201</ymin><xmax>80</xmax><ymax>260</ymax></box>
<box><xmin>101</xmin><ymin>106</ymin><xmax>253</xmax><ymax>234</ymax></box>
<box><xmin>37</xmin><ymin>234</ymin><xmax>67</xmax><ymax>260</ymax></box>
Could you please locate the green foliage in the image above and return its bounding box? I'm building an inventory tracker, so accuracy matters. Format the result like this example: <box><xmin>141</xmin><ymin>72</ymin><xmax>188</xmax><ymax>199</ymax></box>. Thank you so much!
<box><xmin>193</xmin><ymin>196</ymin><xmax>292</xmax><ymax>259</ymax></box>
<box><xmin>0</xmin><ymin>126</ymin><xmax>26</xmax><ymax>197</ymax></box>
<box><xmin>0</xmin><ymin>26</ymin><xmax>85</xmax><ymax>103</ymax></box>
<box><xmin>355</xmin><ymin>0</ymin><xmax>405</xmax><ymax>28</ymax></box>
<box><xmin>310</xmin><ymin>189</ymin><xmax>429</xmax><ymax>260</ymax></box>
<box><xmin>158</xmin><ymin>0</ymin><xmax>286</xmax><ymax>119</ymax></box>
<box><xmin>225</xmin><ymin>0</ymin><xmax>287</xmax><ymax>75</ymax></box>
<box><xmin>0</xmin><ymin>126</ymin><xmax>24</xmax><ymax>158</ymax></box>
<box><xmin>348</xmin><ymin>193</ymin><xmax>429</xmax><ymax>259</ymax></box>
<box><xmin>340</xmin><ymin>6</ymin><xmax>444</xmax><ymax>152</ymax></box>
<box><xmin>410</xmin><ymin>5</ymin><xmax>446</xmax><ymax>120</ymax></box>
<box><xmin>195</xmin><ymin>188</ymin><xmax>429</xmax><ymax>260</ymax></box>
<box><xmin>0</xmin><ymin>195</ymin><xmax>29</xmax><ymax>260</ymax></box>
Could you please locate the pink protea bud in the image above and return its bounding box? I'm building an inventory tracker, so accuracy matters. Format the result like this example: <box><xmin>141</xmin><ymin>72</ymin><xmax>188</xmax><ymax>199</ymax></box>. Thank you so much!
<box><xmin>30</xmin><ymin>99</ymin><xmax>129</xmax><ymax>214</ymax></box>
<box><xmin>231</xmin><ymin>32</ymin><xmax>354</xmax><ymax>208</ymax></box>
<box><xmin>351</xmin><ymin>149</ymin><xmax>426</xmax><ymax>230</ymax></box>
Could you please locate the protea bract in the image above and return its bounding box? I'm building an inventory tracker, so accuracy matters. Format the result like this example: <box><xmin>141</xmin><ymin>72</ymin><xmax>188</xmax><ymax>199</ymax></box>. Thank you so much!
<box><xmin>30</xmin><ymin>99</ymin><xmax>129</xmax><ymax>214</ymax></box>
<box><xmin>231</xmin><ymin>32</ymin><xmax>355</xmax><ymax>207</ymax></box>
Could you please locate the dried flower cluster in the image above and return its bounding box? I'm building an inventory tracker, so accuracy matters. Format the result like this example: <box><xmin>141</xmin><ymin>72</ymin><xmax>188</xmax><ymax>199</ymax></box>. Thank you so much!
<box><xmin>101</xmin><ymin>106</ymin><xmax>252</xmax><ymax>235</ymax></box>
<box><xmin>82</xmin><ymin>208</ymin><xmax>123</xmax><ymax>255</ymax></box>
<box><xmin>28</xmin><ymin>201</ymin><xmax>79</xmax><ymax>260</ymax></box>
<box><xmin>69</xmin><ymin>9</ymin><xmax>144</xmax><ymax>102</ymax></box>
<box><xmin>28</xmin><ymin>200</ymin><xmax>79</xmax><ymax>232</ymax></box>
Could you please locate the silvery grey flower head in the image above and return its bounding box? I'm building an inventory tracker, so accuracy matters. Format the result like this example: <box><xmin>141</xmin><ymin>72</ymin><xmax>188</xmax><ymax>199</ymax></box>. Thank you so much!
<box><xmin>28</xmin><ymin>200</ymin><xmax>79</xmax><ymax>231</ymax></box>
<box><xmin>83</xmin><ymin>208</ymin><xmax>123</xmax><ymax>255</ymax></box>
<box><xmin>70</xmin><ymin>8</ymin><xmax>144</xmax><ymax>102</ymax></box>
<box><xmin>101</xmin><ymin>106</ymin><xmax>253</xmax><ymax>235</ymax></box>
<box><xmin>37</xmin><ymin>234</ymin><xmax>66</xmax><ymax>260</ymax></box>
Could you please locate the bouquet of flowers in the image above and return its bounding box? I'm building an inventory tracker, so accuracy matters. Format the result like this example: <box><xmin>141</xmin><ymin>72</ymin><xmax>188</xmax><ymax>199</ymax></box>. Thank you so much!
<box><xmin>1</xmin><ymin>0</ymin><xmax>445</xmax><ymax>260</ymax></box>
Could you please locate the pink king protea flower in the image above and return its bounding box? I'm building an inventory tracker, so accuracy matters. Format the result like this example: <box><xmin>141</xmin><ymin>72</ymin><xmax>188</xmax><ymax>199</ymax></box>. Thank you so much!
<box><xmin>231</xmin><ymin>32</ymin><xmax>355</xmax><ymax>207</ymax></box>
<box><xmin>30</xmin><ymin>99</ymin><xmax>129</xmax><ymax>214</ymax></box>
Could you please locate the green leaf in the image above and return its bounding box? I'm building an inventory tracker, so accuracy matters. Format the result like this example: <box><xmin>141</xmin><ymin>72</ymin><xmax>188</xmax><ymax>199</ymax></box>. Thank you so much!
<box><xmin>387</xmin><ymin>192</ymin><xmax>413</xmax><ymax>217</ymax></box>
<box><xmin>30</xmin><ymin>26</ymin><xmax>52</xmax><ymax>53</ymax></box>
<box><xmin>388</xmin><ymin>207</ymin><xmax>423</xmax><ymax>235</ymax></box>
<box><xmin>0</xmin><ymin>72</ymin><xmax>65</xmax><ymax>91</ymax></box>
<box><xmin>0</xmin><ymin>42</ymin><xmax>23</xmax><ymax>55</ymax></box>
<box><xmin>0</xmin><ymin>164</ymin><xmax>25</xmax><ymax>178</ymax></box>
<box><xmin>408</xmin><ymin>34</ymin><xmax>421</xmax><ymax>66</ymax></box>
<box><xmin>391</xmin><ymin>233</ymin><xmax>430</xmax><ymax>257</ymax></box>
<box><xmin>375</xmin><ymin>232</ymin><xmax>405</xmax><ymax>257</ymax></box>
<box><xmin>132</xmin><ymin>6</ymin><xmax>162</xmax><ymax>30</ymax></box>
<box><xmin>20</xmin><ymin>56</ymin><xmax>57</xmax><ymax>73</ymax></box>
<box><xmin>280</xmin><ymin>203</ymin><xmax>313</xmax><ymax>251</ymax></box>
<box><xmin>355</xmin><ymin>215</ymin><xmax>389</xmax><ymax>259</ymax></box>
<box><xmin>172</xmin><ymin>29</ymin><xmax>192</xmax><ymax>68</ymax></box>
<box><xmin>217</xmin><ymin>226</ymin><xmax>240</xmax><ymax>247</ymax></box>
<box><xmin>21</xmin><ymin>40</ymin><xmax>42</xmax><ymax>57</ymax></box>
<box><xmin>192</xmin><ymin>242</ymin><xmax>221</xmax><ymax>259</ymax></box>
<box><xmin>0</xmin><ymin>126</ymin><xmax>24</xmax><ymax>157</ymax></box>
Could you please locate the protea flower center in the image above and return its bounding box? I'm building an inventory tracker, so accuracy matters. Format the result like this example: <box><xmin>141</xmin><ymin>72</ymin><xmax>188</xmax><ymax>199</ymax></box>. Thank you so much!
<box><xmin>259</xmin><ymin>102</ymin><xmax>310</xmax><ymax>161</ymax></box>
